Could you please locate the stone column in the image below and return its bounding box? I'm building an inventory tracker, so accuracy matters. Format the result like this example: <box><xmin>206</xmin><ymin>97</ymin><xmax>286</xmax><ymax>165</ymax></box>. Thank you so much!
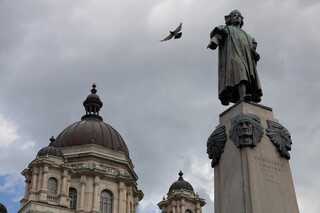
<box><xmin>161</xmin><ymin>206</ymin><xmax>167</xmax><ymax>213</ymax></box>
<box><xmin>180</xmin><ymin>199</ymin><xmax>185</xmax><ymax>213</ymax></box>
<box><xmin>59</xmin><ymin>169</ymin><xmax>69</xmax><ymax>207</ymax></box>
<box><xmin>214</xmin><ymin>101</ymin><xmax>299</xmax><ymax>213</ymax></box>
<box><xmin>66</xmin><ymin>177</ymin><xmax>70</xmax><ymax>194</ymax></box>
<box><xmin>171</xmin><ymin>201</ymin><xmax>176</xmax><ymax>213</ymax></box>
<box><xmin>133</xmin><ymin>197</ymin><xmax>139</xmax><ymax>213</ymax></box>
<box><xmin>29</xmin><ymin>169</ymin><xmax>39</xmax><ymax>200</ymax></box>
<box><xmin>92</xmin><ymin>176</ymin><xmax>100</xmax><ymax>212</ymax></box>
<box><xmin>23</xmin><ymin>178</ymin><xmax>31</xmax><ymax>199</ymax></box>
<box><xmin>126</xmin><ymin>187</ymin><xmax>132</xmax><ymax>213</ymax></box>
<box><xmin>21</xmin><ymin>177</ymin><xmax>31</xmax><ymax>207</ymax></box>
<box><xmin>126</xmin><ymin>192</ymin><xmax>130</xmax><ymax>213</ymax></box>
<box><xmin>176</xmin><ymin>200</ymin><xmax>180</xmax><ymax>213</ymax></box>
<box><xmin>39</xmin><ymin>166</ymin><xmax>48</xmax><ymax>201</ymax></box>
<box><xmin>79</xmin><ymin>175</ymin><xmax>86</xmax><ymax>211</ymax></box>
<box><xmin>37</xmin><ymin>168</ymin><xmax>43</xmax><ymax>191</ymax></box>
<box><xmin>118</xmin><ymin>181</ymin><xmax>126</xmax><ymax>213</ymax></box>
<box><xmin>61</xmin><ymin>170</ymin><xmax>68</xmax><ymax>194</ymax></box>
<box><xmin>195</xmin><ymin>202</ymin><xmax>201</xmax><ymax>213</ymax></box>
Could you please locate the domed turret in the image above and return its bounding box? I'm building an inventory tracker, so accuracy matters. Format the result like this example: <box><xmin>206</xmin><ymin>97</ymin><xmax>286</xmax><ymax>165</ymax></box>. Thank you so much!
<box><xmin>37</xmin><ymin>136</ymin><xmax>64</xmax><ymax>159</ymax></box>
<box><xmin>158</xmin><ymin>171</ymin><xmax>205</xmax><ymax>212</ymax></box>
<box><xmin>168</xmin><ymin>170</ymin><xmax>194</xmax><ymax>194</ymax></box>
<box><xmin>54</xmin><ymin>84</ymin><xmax>130</xmax><ymax>157</ymax></box>
<box><xmin>0</xmin><ymin>202</ymin><xmax>7</xmax><ymax>213</ymax></box>
<box><xmin>82</xmin><ymin>83</ymin><xmax>103</xmax><ymax>121</ymax></box>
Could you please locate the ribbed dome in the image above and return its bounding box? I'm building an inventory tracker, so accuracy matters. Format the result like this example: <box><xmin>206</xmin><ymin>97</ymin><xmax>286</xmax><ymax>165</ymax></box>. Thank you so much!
<box><xmin>168</xmin><ymin>171</ymin><xmax>194</xmax><ymax>193</ymax></box>
<box><xmin>0</xmin><ymin>202</ymin><xmax>7</xmax><ymax>213</ymax></box>
<box><xmin>37</xmin><ymin>137</ymin><xmax>64</xmax><ymax>159</ymax></box>
<box><xmin>54</xmin><ymin>84</ymin><xmax>130</xmax><ymax>158</ymax></box>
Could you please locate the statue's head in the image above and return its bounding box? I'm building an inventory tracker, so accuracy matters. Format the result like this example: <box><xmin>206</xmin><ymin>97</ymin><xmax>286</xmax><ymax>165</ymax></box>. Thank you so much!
<box><xmin>225</xmin><ymin>10</ymin><xmax>244</xmax><ymax>28</ymax></box>
<box><xmin>229</xmin><ymin>114</ymin><xmax>263</xmax><ymax>148</ymax></box>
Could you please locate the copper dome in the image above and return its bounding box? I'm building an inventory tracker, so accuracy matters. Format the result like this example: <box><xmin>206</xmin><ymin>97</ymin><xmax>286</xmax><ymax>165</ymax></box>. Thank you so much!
<box><xmin>168</xmin><ymin>171</ymin><xmax>194</xmax><ymax>193</ymax></box>
<box><xmin>54</xmin><ymin>84</ymin><xmax>130</xmax><ymax>157</ymax></box>
<box><xmin>37</xmin><ymin>137</ymin><xmax>65</xmax><ymax>159</ymax></box>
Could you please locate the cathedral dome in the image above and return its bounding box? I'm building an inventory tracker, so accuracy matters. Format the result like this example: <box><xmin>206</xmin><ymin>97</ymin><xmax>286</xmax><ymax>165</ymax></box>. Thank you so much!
<box><xmin>168</xmin><ymin>170</ymin><xmax>194</xmax><ymax>193</ymax></box>
<box><xmin>37</xmin><ymin>137</ymin><xmax>65</xmax><ymax>159</ymax></box>
<box><xmin>54</xmin><ymin>84</ymin><xmax>130</xmax><ymax>157</ymax></box>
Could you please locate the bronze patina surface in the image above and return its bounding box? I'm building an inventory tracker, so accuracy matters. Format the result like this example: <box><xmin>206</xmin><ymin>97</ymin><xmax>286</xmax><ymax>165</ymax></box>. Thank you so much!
<box><xmin>208</xmin><ymin>10</ymin><xmax>262</xmax><ymax>106</ymax></box>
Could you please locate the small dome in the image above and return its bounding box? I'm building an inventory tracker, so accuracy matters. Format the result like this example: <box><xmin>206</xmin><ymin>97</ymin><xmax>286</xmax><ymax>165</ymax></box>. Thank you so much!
<box><xmin>0</xmin><ymin>202</ymin><xmax>8</xmax><ymax>213</ymax></box>
<box><xmin>82</xmin><ymin>83</ymin><xmax>103</xmax><ymax>121</ymax></box>
<box><xmin>37</xmin><ymin>136</ymin><xmax>64</xmax><ymax>159</ymax></box>
<box><xmin>168</xmin><ymin>171</ymin><xmax>194</xmax><ymax>193</ymax></box>
<box><xmin>54</xmin><ymin>84</ymin><xmax>130</xmax><ymax>158</ymax></box>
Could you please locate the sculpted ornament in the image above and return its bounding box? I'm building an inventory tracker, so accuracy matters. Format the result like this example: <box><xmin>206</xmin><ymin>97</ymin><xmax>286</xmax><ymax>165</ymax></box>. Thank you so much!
<box><xmin>266</xmin><ymin>120</ymin><xmax>292</xmax><ymax>159</ymax></box>
<box><xmin>207</xmin><ymin>126</ymin><xmax>227</xmax><ymax>167</ymax></box>
<box><xmin>229</xmin><ymin>114</ymin><xmax>263</xmax><ymax>148</ymax></box>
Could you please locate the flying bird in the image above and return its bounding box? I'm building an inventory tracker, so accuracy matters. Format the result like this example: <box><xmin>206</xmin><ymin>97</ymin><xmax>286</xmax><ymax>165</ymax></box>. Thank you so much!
<box><xmin>160</xmin><ymin>23</ymin><xmax>182</xmax><ymax>42</ymax></box>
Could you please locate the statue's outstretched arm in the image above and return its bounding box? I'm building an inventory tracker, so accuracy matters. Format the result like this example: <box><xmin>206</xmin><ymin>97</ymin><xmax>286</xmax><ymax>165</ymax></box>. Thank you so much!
<box><xmin>207</xmin><ymin>35</ymin><xmax>222</xmax><ymax>49</ymax></box>
<box><xmin>207</xmin><ymin>26</ymin><xmax>227</xmax><ymax>50</ymax></box>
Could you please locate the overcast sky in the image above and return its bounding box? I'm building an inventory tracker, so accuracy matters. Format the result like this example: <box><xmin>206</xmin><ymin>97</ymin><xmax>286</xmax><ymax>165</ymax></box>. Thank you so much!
<box><xmin>1</xmin><ymin>0</ymin><xmax>320</xmax><ymax>212</ymax></box>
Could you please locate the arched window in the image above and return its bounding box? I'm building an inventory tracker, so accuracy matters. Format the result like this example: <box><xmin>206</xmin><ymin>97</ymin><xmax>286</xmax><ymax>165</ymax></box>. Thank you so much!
<box><xmin>185</xmin><ymin>210</ymin><xmax>192</xmax><ymax>213</ymax></box>
<box><xmin>47</xmin><ymin>177</ymin><xmax>58</xmax><ymax>194</ymax></box>
<box><xmin>100</xmin><ymin>190</ymin><xmax>112</xmax><ymax>213</ymax></box>
<box><xmin>69</xmin><ymin>187</ymin><xmax>77</xmax><ymax>210</ymax></box>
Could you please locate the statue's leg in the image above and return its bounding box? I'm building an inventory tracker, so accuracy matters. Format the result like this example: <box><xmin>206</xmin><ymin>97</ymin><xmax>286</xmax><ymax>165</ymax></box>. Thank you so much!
<box><xmin>238</xmin><ymin>82</ymin><xmax>251</xmax><ymax>101</ymax></box>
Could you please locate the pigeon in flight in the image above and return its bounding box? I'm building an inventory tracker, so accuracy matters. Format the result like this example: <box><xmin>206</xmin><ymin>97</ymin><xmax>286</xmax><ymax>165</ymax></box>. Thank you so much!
<box><xmin>160</xmin><ymin>23</ymin><xmax>182</xmax><ymax>42</ymax></box>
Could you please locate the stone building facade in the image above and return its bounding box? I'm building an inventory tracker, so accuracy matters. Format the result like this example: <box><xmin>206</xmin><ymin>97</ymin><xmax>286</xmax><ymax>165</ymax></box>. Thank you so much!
<box><xmin>19</xmin><ymin>84</ymin><xmax>143</xmax><ymax>213</ymax></box>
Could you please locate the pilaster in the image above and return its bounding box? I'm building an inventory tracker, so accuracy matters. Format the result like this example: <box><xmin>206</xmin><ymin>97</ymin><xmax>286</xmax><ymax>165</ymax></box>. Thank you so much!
<box><xmin>29</xmin><ymin>168</ymin><xmax>39</xmax><ymax>200</ymax></box>
<box><xmin>39</xmin><ymin>165</ymin><xmax>48</xmax><ymax>202</ymax></box>
<box><xmin>92</xmin><ymin>176</ymin><xmax>100</xmax><ymax>212</ymax></box>
<box><xmin>118</xmin><ymin>181</ymin><xmax>127</xmax><ymax>213</ymax></box>
<box><xmin>58</xmin><ymin>169</ymin><xmax>69</xmax><ymax>207</ymax></box>
<box><xmin>79</xmin><ymin>175</ymin><xmax>86</xmax><ymax>211</ymax></box>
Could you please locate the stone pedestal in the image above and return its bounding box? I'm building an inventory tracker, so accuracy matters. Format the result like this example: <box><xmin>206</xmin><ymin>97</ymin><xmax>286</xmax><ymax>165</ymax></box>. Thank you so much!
<box><xmin>214</xmin><ymin>101</ymin><xmax>299</xmax><ymax>213</ymax></box>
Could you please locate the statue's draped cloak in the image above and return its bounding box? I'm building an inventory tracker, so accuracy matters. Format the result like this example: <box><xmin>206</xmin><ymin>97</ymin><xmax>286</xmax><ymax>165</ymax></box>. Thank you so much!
<box><xmin>211</xmin><ymin>25</ymin><xmax>262</xmax><ymax>105</ymax></box>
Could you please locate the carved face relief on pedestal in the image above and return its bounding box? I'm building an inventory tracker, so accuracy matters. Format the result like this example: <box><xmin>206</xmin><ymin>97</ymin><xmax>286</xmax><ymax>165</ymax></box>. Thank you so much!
<box><xmin>229</xmin><ymin>114</ymin><xmax>264</xmax><ymax>148</ymax></box>
<box><xmin>236</xmin><ymin>120</ymin><xmax>253</xmax><ymax>145</ymax></box>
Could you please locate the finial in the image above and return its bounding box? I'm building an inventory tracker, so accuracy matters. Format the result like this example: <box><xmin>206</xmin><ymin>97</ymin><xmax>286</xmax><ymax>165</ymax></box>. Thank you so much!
<box><xmin>178</xmin><ymin>170</ymin><xmax>184</xmax><ymax>180</ymax></box>
<box><xmin>91</xmin><ymin>83</ymin><xmax>97</xmax><ymax>94</ymax></box>
<box><xmin>163</xmin><ymin>195</ymin><xmax>165</xmax><ymax>201</ymax></box>
<box><xmin>49</xmin><ymin>136</ymin><xmax>55</xmax><ymax>146</ymax></box>
<box><xmin>82</xmin><ymin>83</ymin><xmax>103</xmax><ymax>121</ymax></box>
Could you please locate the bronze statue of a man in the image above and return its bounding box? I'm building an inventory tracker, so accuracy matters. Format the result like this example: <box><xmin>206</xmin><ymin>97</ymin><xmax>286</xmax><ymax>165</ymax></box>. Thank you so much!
<box><xmin>207</xmin><ymin>10</ymin><xmax>262</xmax><ymax>106</ymax></box>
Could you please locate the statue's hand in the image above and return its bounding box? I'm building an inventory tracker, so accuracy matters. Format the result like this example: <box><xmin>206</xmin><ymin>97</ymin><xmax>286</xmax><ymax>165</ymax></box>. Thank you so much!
<box><xmin>207</xmin><ymin>41</ymin><xmax>217</xmax><ymax>50</ymax></box>
<box><xmin>252</xmin><ymin>49</ymin><xmax>260</xmax><ymax>61</ymax></box>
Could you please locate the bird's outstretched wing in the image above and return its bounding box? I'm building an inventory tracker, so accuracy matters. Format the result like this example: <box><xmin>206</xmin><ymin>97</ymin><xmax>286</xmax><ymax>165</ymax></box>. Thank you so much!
<box><xmin>160</xmin><ymin>23</ymin><xmax>182</xmax><ymax>42</ymax></box>
<box><xmin>173</xmin><ymin>22</ymin><xmax>182</xmax><ymax>33</ymax></box>
<box><xmin>160</xmin><ymin>34</ymin><xmax>174</xmax><ymax>42</ymax></box>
